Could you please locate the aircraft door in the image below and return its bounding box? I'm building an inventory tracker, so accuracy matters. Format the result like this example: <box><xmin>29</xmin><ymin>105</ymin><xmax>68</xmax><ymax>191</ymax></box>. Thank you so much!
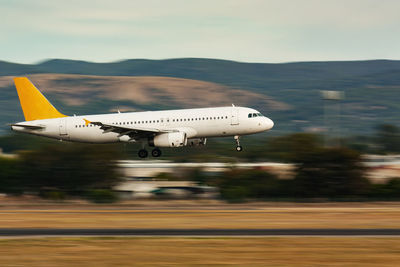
<box><xmin>231</xmin><ymin>107</ymin><xmax>239</xmax><ymax>125</ymax></box>
<box><xmin>59</xmin><ymin>118</ymin><xmax>68</xmax><ymax>137</ymax></box>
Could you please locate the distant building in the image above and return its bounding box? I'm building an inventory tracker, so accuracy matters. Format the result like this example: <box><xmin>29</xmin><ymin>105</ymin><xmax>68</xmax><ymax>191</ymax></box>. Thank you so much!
<box><xmin>115</xmin><ymin>157</ymin><xmax>400</xmax><ymax>198</ymax></box>
<box><xmin>114</xmin><ymin>160</ymin><xmax>295</xmax><ymax>199</ymax></box>
<box><xmin>0</xmin><ymin>148</ymin><xmax>16</xmax><ymax>159</ymax></box>
<box><xmin>117</xmin><ymin>160</ymin><xmax>295</xmax><ymax>180</ymax></box>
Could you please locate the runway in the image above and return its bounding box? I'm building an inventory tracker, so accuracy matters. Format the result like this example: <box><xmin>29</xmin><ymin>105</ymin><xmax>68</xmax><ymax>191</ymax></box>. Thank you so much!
<box><xmin>1</xmin><ymin>228</ymin><xmax>400</xmax><ymax>237</ymax></box>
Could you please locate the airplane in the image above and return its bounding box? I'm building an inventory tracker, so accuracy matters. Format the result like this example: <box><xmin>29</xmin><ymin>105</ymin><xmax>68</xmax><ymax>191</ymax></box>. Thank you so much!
<box><xmin>10</xmin><ymin>77</ymin><xmax>274</xmax><ymax>158</ymax></box>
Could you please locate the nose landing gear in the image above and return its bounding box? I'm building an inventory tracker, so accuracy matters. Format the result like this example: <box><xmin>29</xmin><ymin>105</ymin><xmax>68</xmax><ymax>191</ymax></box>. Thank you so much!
<box><xmin>234</xmin><ymin>135</ymin><xmax>243</xmax><ymax>152</ymax></box>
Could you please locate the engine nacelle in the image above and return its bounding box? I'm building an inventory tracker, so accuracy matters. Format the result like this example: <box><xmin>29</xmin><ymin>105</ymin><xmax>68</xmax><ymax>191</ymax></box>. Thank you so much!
<box><xmin>149</xmin><ymin>132</ymin><xmax>187</xmax><ymax>147</ymax></box>
<box><xmin>187</xmin><ymin>138</ymin><xmax>207</xmax><ymax>146</ymax></box>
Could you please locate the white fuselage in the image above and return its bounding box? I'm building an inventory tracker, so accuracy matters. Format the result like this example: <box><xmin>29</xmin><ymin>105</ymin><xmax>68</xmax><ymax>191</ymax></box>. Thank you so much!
<box><xmin>12</xmin><ymin>106</ymin><xmax>274</xmax><ymax>144</ymax></box>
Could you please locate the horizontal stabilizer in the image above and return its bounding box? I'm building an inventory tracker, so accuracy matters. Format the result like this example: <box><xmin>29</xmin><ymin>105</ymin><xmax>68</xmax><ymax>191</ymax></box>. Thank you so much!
<box><xmin>10</xmin><ymin>123</ymin><xmax>45</xmax><ymax>130</ymax></box>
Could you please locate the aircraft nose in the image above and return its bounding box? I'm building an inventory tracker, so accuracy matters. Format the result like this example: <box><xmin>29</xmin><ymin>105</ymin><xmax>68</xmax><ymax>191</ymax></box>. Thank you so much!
<box><xmin>264</xmin><ymin>117</ymin><xmax>274</xmax><ymax>130</ymax></box>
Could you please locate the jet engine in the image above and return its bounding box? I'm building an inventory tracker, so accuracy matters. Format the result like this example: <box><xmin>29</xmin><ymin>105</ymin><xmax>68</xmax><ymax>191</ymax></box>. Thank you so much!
<box><xmin>149</xmin><ymin>132</ymin><xmax>187</xmax><ymax>147</ymax></box>
<box><xmin>187</xmin><ymin>138</ymin><xmax>207</xmax><ymax>146</ymax></box>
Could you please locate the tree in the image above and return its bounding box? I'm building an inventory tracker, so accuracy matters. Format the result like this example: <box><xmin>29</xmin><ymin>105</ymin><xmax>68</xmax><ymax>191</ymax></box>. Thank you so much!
<box><xmin>0</xmin><ymin>157</ymin><xmax>23</xmax><ymax>194</ymax></box>
<box><xmin>266</xmin><ymin>133</ymin><xmax>322</xmax><ymax>162</ymax></box>
<box><xmin>369</xmin><ymin>178</ymin><xmax>400</xmax><ymax>199</ymax></box>
<box><xmin>18</xmin><ymin>144</ymin><xmax>122</xmax><ymax>195</ymax></box>
<box><xmin>217</xmin><ymin>169</ymin><xmax>282</xmax><ymax>201</ymax></box>
<box><xmin>292</xmin><ymin>147</ymin><xmax>370</xmax><ymax>198</ymax></box>
<box><xmin>376</xmin><ymin>124</ymin><xmax>400</xmax><ymax>153</ymax></box>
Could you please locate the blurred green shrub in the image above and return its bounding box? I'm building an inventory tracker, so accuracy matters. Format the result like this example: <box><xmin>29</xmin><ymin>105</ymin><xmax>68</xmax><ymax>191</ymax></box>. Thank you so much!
<box><xmin>86</xmin><ymin>189</ymin><xmax>118</xmax><ymax>203</ymax></box>
<box><xmin>0</xmin><ymin>143</ymin><xmax>122</xmax><ymax>201</ymax></box>
<box><xmin>368</xmin><ymin>178</ymin><xmax>400</xmax><ymax>199</ymax></box>
<box><xmin>0</xmin><ymin>157</ymin><xmax>23</xmax><ymax>194</ymax></box>
<box><xmin>40</xmin><ymin>190</ymin><xmax>66</xmax><ymax>201</ymax></box>
<box><xmin>217</xmin><ymin>169</ymin><xmax>283</xmax><ymax>202</ymax></box>
<box><xmin>216</xmin><ymin>146</ymin><xmax>372</xmax><ymax>201</ymax></box>
<box><xmin>292</xmin><ymin>147</ymin><xmax>370</xmax><ymax>198</ymax></box>
<box><xmin>376</xmin><ymin>124</ymin><xmax>400</xmax><ymax>153</ymax></box>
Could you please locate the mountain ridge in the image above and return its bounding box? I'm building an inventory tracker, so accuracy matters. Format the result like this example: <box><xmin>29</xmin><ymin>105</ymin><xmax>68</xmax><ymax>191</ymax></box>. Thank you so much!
<box><xmin>1</xmin><ymin>58</ymin><xmax>399</xmax><ymax>135</ymax></box>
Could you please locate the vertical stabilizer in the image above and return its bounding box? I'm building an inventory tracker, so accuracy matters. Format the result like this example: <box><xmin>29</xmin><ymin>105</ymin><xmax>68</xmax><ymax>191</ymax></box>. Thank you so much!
<box><xmin>14</xmin><ymin>77</ymin><xmax>67</xmax><ymax>121</ymax></box>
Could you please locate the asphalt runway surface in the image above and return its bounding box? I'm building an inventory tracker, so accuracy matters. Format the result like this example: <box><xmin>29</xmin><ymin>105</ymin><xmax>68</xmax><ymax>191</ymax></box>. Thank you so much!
<box><xmin>1</xmin><ymin>228</ymin><xmax>400</xmax><ymax>237</ymax></box>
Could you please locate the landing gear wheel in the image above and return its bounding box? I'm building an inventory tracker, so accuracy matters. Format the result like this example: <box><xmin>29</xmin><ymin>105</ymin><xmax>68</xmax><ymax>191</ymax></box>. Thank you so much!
<box><xmin>151</xmin><ymin>148</ymin><xmax>162</xmax><ymax>157</ymax></box>
<box><xmin>234</xmin><ymin>135</ymin><xmax>242</xmax><ymax>152</ymax></box>
<box><xmin>138</xmin><ymin>149</ymin><xmax>148</xmax><ymax>158</ymax></box>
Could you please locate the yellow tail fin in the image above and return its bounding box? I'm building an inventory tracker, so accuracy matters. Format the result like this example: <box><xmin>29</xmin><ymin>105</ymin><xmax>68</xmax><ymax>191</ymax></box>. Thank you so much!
<box><xmin>14</xmin><ymin>77</ymin><xmax>67</xmax><ymax>121</ymax></box>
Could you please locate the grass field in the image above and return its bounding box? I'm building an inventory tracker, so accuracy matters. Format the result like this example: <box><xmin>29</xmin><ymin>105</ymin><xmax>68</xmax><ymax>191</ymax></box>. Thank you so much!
<box><xmin>0</xmin><ymin>200</ymin><xmax>400</xmax><ymax>229</ymax></box>
<box><xmin>1</xmin><ymin>237</ymin><xmax>400</xmax><ymax>266</ymax></box>
<box><xmin>1</xmin><ymin>200</ymin><xmax>400</xmax><ymax>265</ymax></box>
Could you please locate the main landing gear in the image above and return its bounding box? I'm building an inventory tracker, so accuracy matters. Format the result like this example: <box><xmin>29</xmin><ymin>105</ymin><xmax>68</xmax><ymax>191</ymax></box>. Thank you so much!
<box><xmin>151</xmin><ymin>148</ymin><xmax>162</xmax><ymax>157</ymax></box>
<box><xmin>234</xmin><ymin>135</ymin><xmax>243</xmax><ymax>152</ymax></box>
<box><xmin>138</xmin><ymin>149</ymin><xmax>148</xmax><ymax>158</ymax></box>
<box><xmin>138</xmin><ymin>148</ymin><xmax>162</xmax><ymax>158</ymax></box>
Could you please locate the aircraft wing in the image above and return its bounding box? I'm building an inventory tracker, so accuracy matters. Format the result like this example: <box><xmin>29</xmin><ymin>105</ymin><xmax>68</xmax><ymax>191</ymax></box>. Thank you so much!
<box><xmin>89</xmin><ymin>120</ymin><xmax>174</xmax><ymax>141</ymax></box>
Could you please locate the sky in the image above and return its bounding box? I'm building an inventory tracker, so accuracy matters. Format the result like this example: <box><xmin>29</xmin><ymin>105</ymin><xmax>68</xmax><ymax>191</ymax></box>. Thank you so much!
<box><xmin>1</xmin><ymin>0</ymin><xmax>400</xmax><ymax>64</ymax></box>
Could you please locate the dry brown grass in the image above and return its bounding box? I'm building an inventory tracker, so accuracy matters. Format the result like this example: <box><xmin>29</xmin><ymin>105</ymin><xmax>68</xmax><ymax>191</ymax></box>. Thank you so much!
<box><xmin>1</xmin><ymin>201</ymin><xmax>400</xmax><ymax>266</ymax></box>
<box><xmin>0</xmin><ymin>201</ymin><xmax>400</xmax><ymax>229</ymax></box>
<box><xmin>0</xmin><ymin>74</ymin><xmax>290</xmax><ymax>110</ymax></box>
<box><xmin>0</xmin><ymin>237</ymin><xmax>400</xmax><ymax>266</ymax></box>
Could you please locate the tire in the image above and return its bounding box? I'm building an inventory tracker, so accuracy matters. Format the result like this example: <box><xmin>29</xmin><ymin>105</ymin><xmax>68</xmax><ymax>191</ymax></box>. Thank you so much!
<box><xmin>138</xmin><ymin>149</ymin><xmax>148</xmax><ymax>158</ymax></box>
<box><xmin>236</xmin><ymin>146</ymin><xmax>243</xmax><ymax>152</ymax></box>
<box><xmin>151</xmin><ymin>148</ymin><xmax>162</xmax><ymax>157</ymax></box>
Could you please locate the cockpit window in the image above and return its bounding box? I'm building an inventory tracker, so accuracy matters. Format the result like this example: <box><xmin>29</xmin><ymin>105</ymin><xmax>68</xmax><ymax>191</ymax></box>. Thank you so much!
<box><xmin>249</xmin><ymin>112</ymin><xmax>264</xmax><ymax>118</ymax></box>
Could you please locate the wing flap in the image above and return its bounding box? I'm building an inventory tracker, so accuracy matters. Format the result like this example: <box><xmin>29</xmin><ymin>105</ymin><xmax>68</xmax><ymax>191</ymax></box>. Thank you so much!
<box><xmin>88</xmin><ymin>120</ymin><xmax>174</xmax><ymax>139</ymax></box>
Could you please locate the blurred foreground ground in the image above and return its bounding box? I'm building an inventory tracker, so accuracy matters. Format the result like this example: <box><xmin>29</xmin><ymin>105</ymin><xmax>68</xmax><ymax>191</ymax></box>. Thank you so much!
<box><xmin>1</xmin><ymin>237</ymin><xmax>400</xmax><ymax>266</ymax></box>
<box><xmin>2</xmin><ymin>198</ymin><xmax>400</xmax><ymax>266</ymax></box>
<box><xmin>1</xmin><ymin>197</ymin><xmax>400</xmax><ymax>229</ymax></box>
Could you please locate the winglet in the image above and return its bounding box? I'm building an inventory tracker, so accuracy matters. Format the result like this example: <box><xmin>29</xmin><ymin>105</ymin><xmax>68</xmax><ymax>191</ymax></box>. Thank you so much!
<box><xmin>83</xmin><ymin>118</ymin><xmax>91</xmax><ymax>126</ymax></box>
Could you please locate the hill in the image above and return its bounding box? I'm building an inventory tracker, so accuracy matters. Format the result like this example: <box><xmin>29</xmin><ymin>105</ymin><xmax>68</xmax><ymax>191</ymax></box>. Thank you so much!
<box><xmin>1</xmin><ymin>58</ymin><xmax>399</xmax><ymax>135</ymax></box>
